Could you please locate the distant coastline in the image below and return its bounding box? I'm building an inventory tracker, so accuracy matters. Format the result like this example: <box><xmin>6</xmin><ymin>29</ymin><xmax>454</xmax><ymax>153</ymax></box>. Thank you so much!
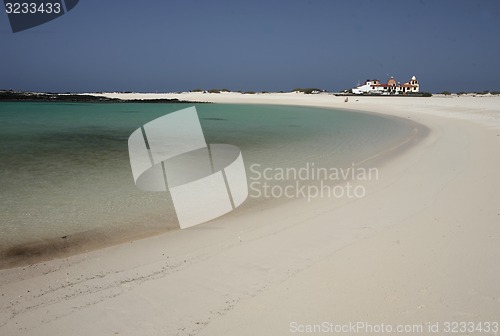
<box><xmin>3</xmin><ymin>90</ymin><xmax>500</xmax><ymax>104</ymax></box>
<box><xmin>0</xmin><ymin>90</ymin><xmax>209</xmax><ymax>104</ymax></box>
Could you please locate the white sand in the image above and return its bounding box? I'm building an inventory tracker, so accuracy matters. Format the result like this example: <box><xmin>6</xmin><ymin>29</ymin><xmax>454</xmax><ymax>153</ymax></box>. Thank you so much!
<box><xmin>1</xmin><ymin>93</ymin><xmax>500</xmax><ymax>335</ymax></box>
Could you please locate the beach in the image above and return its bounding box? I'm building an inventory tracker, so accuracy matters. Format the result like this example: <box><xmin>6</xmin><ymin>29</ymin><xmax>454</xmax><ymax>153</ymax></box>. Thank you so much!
<box><xmin>1</xmin><ymin>93</ymin><xmax>499</xmax><ymax>335</ymax></box>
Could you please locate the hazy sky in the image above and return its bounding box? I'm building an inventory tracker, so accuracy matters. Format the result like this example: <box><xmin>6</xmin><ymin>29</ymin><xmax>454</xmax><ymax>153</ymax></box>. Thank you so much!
<box><xmin>1</xmin><ymin>0</ymin><xmax>499</xmax><ymax>93</ymax></box>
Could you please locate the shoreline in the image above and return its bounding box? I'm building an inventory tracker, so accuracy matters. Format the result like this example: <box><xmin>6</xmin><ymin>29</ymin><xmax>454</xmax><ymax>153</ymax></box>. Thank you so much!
<box><xmin>1</xmin><ymin>94</ymin><xmax>500</xmax><ymax>335</ymax></box>
<box><xmin>0</xmin><ymin>100</ymin><xmax>425</xmax><ymax>270</ymax></box>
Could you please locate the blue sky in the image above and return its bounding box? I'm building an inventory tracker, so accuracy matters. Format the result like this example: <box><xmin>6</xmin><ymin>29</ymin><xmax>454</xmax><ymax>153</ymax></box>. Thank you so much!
<box><xmin>1</xmin><ymin>0</ymin><xmax>499</xmax><ymax>93</ymax></box>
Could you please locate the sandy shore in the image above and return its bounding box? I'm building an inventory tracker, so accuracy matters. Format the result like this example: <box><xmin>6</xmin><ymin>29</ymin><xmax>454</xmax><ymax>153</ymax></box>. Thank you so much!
<box><xmin>1</xmin><ymin>93</ymin><xmax>500</xmax><ymax>335</ymax></box>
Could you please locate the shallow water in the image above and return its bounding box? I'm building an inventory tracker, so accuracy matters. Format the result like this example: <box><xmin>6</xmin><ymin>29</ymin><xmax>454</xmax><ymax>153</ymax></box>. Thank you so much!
<box><xmin>0</xmin><ymin>102</ymin><xmax>413</xmax><ymax>265</ymax></box>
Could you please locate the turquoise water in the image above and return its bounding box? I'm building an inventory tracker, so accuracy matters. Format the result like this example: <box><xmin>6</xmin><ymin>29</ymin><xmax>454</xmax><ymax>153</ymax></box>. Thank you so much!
<box><xmin>0</xmin><ymin>102</ymin><xmax>413</xmax><ymax>264</ymax></box>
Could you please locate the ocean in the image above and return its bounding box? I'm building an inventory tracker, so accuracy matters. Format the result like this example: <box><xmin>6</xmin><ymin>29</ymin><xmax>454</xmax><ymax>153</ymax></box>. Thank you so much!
<box><xmin>0</xmin><ymin>102</ymin><xmax>414</xmax><ymax>266</ymax></box>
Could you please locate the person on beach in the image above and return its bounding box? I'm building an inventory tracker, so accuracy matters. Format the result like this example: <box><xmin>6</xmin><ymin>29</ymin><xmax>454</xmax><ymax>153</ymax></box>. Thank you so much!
<box><xmin>345</xmin><ymin>97</ymin><xmax>349</xmax><ymax>102</ymax></box>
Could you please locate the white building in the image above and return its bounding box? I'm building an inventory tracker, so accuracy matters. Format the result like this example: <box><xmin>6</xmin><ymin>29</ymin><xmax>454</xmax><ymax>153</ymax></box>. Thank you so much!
<box><xmin>352</xmin><ymin>76</ymin><xmax>419</xmax><ymax>95</ymax></box>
